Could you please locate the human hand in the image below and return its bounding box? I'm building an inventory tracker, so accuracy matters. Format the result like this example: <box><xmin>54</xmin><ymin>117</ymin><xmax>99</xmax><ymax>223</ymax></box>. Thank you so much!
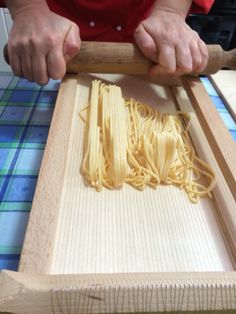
<box><xmin>134</xmin><ymin>10</ymin><xmax>208</xmax><ymax>76</ymax></box>
<box><xmin>7</xmin><ymin>2</ymin><xmax>81</xmax><ymax>85</ymax></box>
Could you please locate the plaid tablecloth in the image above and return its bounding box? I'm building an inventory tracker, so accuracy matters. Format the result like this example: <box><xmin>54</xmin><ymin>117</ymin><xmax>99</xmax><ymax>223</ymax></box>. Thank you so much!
<box><xmin>0</xmin><ymin>72</ymin><xmax>59</xmax><ymax>270</ymax></box>
<box><xmin>0</xmin><ymin>72</ymin><xmax>235</xmax><ymax>271</ymax></box>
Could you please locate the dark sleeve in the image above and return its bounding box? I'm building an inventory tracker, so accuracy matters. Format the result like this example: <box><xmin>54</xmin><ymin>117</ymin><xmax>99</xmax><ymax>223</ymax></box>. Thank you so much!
<box><xmin>191</xmin><ymin>0</ymin><xmax>214</xmax><ymax>13</ymax></box>
<box><xmin>0</xmin><ymin>0</ymin><xmax>6</xmax><ymax>7</ymax></box>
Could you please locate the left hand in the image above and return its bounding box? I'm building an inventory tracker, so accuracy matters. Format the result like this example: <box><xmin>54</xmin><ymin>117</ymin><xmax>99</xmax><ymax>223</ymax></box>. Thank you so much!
<box><xmin>134</xmin><ymin>10</ymin><xmax>208</xmax><ymax>76</ymax></box>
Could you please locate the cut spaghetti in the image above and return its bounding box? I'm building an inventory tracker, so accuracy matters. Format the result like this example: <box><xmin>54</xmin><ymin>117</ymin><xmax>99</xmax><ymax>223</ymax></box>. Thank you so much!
<box><xmin>81</xmin><ymin>80</ymin><xmax>216</xmax><ymax>203</ymax></box>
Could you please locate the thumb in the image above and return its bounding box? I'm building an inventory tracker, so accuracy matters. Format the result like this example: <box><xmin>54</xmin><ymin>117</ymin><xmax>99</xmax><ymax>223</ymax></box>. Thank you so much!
<box><xmin>63</xmin><ymin>23</ymin><xmax>81</xmax><ymax>63</ymax></box>
<box><xmin>134</xmin><ymin>23</ymin><xmax>158</xmax><ymax>63</ymax></box>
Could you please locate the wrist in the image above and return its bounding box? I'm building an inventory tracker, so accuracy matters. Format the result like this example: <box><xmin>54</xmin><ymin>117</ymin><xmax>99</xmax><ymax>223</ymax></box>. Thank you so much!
<box><xmin>150</xmin><ymin>0</ymin><xmax>192</xmax><ymax>19</ymax></box>
<box><xmin>5</xmin><ymin>0</ymin><xmax>49</xmax><ymax>19</ymax></box>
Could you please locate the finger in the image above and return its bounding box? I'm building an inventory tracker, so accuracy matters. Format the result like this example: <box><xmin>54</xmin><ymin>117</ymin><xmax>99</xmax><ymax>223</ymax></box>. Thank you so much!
<box><xmin>149</xmin><ymin>64</ymin><xmax>174</xmax><ymax>76</ymax></box>
<box><xmin>32</xmin><ymin>54</ymin><xmax>49</xmax><ymax>85</ymax></box>
<box><xmin>190</xmin><ymin>41</ymin><xmax>202</xmax><ymax>72</ymax></box>
<box><xmin>194</xmin><ymin>39</ymin><xmax>208</xmax><ymax>73</ymax></box>
<box><xmin>21</xmin><ymin>54</ymin><xmax>33</xmax><ymax>81</ymax></box>
<box><xmin>175</xmin><ymin>44</ymin><xmax>192</xmax><ymax>74</ymax></box>
<box><xmin>134</xmin><ymin>24</ymin><xmax>158</xmax><ymax>63</ymax></box>
<box><xmin>47</xmin><ymin>49</ymin><xmax>66</xmax><ymax>80</ymax></box>
<box><xmin>150</xmin><ymin>45</ymin><xmax>176</xmax><ymax>76</ymax></box>
<box><xmin>8</xmin><ymin>50</ymin><xmax>22</xmax><ymax>77</ymax></box>
<box><xmin>63</xmin><ymin>23</ymin><xmax>81</xmax><ymax>63</ymax></box>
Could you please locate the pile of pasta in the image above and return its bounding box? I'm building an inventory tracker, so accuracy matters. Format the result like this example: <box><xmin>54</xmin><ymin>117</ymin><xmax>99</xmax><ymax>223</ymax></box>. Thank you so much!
<box><xmin>81</xmin><ymin>80</ymin><xmax>216</xmax><ymax>203</ymax></box>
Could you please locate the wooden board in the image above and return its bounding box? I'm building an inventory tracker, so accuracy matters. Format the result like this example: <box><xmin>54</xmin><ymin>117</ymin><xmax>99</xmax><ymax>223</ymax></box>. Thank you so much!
<box><xmin>0</xmin><ymin>74</ymin><xmax>235</xmax><ymax>314</ymax></box>
<box><xmin>210</xmin><ymin>70</ymin><xmax>236</xmax><ymax>121</ymax></box>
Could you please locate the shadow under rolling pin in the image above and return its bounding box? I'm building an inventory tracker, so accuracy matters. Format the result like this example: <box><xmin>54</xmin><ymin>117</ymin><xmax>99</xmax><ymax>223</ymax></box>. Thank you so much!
<box><xmin>3</xmin><ymin>42</ymin><xmax>236</xmax><ymax>76</ymax></box>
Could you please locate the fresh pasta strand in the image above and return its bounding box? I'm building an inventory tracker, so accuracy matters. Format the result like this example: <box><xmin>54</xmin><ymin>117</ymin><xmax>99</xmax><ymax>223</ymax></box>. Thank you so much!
<box><xmin>80</xmin><ymin>80</ymin><xmax>216</xmax><ymax>203</ymax></box>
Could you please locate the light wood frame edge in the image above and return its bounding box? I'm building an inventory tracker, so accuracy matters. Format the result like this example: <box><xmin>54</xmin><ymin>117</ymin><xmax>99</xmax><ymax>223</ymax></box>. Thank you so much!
<box><xmin>181</xmin><ymin>76</ymin><xmax>236</xmax><ymax>199</ymax></box>
<box><xmin>0</xmin><ymin>270</ymin><xmax>236</xmax><ymax>313</ymax></box>
<box><xmin>209</xmin><ymin>74</ymin><xmax>236</xmax><ymax>122</ymax></box>
<box><xmin>18</xmin><ymin>75</ymin><xmax>79</xmax><ymax>273</ymax></box>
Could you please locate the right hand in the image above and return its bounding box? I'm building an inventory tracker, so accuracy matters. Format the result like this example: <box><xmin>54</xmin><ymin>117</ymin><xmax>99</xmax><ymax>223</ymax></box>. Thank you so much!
<box><xmin>134</xmin><ymin>9</ymin><xmax>208</xmax><ymax>77</ymax></box>
<box><xmin>8</xmin><ymin>4</ymin><xmax>81</xmax><ymax>85</ymax></box>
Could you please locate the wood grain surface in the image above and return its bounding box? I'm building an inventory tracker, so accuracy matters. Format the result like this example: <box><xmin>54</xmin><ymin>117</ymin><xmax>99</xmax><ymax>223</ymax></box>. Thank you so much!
<box><xmin>210</xmin><ymin>70</ymin><xmax>236</xmax><ymax>121</ymax></box>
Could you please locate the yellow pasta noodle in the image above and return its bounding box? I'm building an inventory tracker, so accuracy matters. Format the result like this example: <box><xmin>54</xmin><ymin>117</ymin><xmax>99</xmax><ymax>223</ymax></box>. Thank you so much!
<box><xmin>81</xmin><ymin>80</ymin><xmax>216</xmax><ymax>203</ymax></box>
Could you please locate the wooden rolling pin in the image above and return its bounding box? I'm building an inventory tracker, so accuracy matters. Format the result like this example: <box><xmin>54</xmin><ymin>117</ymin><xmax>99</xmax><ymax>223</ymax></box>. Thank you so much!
<box><xmin>4</xmin><ymin>41</ymin><xmax>236</xmax><ymax>75</ymax></box>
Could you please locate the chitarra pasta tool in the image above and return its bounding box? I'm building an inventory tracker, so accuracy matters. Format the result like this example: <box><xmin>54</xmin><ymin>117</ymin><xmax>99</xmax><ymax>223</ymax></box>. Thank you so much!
<box><xmin>1</xmin><ymin>42</ymin><xmax>236</xmax><ymax>314</ymax></box>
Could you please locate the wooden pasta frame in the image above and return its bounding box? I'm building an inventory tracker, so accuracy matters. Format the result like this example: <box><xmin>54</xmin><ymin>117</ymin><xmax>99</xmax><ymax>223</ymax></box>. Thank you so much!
<box><xmin>0</xmin><ymin>73</ymin><xmax>235</xmax><ymax>314</ymax></box>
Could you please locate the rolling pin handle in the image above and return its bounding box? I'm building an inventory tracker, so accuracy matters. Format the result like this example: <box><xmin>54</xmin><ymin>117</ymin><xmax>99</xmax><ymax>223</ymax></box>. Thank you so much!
<box><xmin>224</xmin><ymin>48</ymin><xmax>236</xmax><ymax>71</ymax></box>
<box><xmin>202</xmin><ymin>45</ymin><xmax>236</xmax><ymax>75</ymax></box>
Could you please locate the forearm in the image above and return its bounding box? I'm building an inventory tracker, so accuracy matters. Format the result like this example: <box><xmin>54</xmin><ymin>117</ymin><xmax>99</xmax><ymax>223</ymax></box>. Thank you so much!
<box><xmin>150</xmin><ymin>0</ymin><xmax>193</xmax><ymax>18</ymax></box>
<box><xmin>5</xmin><ymin>0</ymin><xmax>48</xmax><ymax>18</ymax></box>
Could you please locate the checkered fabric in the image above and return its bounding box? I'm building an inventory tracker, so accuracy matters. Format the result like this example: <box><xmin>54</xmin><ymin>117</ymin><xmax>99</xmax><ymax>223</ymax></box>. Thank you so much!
<box><xmin>0</xmin><ymin>72</ymin><xmax>59</xmax><ymax>270</ymax></box>
<box><xmin>0</xmin><ymin>73</ymin><xmax>235</xmax><ymax>272</ymax></box>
